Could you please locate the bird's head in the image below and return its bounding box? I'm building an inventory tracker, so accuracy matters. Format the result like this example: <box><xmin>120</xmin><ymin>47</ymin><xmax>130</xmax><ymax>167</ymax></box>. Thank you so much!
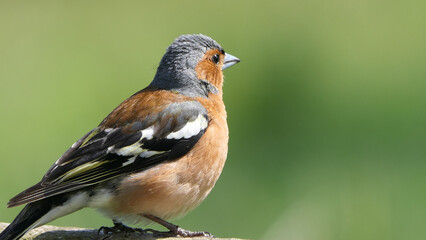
<box><xmin>151</xmin><ymin>34</ymin><xmax>240</xmax><ymax>98</ymax></box>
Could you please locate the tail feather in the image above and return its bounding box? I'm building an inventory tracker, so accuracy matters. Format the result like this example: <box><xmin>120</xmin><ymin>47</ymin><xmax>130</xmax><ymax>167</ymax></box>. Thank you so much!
<box><xmin>0</xmin><ymin>201</ymin><xmax>52</xmax><ymax>240</ymax></box>
<box><xmin>0</xmin><ymin>192</ymin><xmax>87</xmax><ymax>240</ymax></box>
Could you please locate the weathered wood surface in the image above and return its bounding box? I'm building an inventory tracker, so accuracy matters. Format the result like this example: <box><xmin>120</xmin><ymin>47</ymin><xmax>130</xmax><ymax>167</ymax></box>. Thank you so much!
<box><xmin>0</xmin><ymin>223</ymin><xmax>246</xmax><ymax>240</ymax></box>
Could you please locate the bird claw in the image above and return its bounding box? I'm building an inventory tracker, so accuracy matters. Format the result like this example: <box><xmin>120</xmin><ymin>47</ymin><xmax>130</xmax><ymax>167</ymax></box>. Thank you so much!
<box><xmin>142</xmin><ymin>214</ymin><xmax>214</xmax><ymax>238</ymax></box>
<box><xmin>143</xmin><ymin>228</ymin><xmax>168</xmax><ymax>237</ymax></box>
<box><xmin>98</xmin><ymin>222</ymin><xmax>145</xmax><ymax>237</ymax></box>
<box><xmin>147</xmin><ymin>227</ymin><xmax>214</xmax><ymax>238</ymax></box>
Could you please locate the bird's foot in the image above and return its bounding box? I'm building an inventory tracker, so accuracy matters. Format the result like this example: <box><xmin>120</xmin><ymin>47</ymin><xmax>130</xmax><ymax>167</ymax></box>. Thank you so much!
<box><xmin>98</xmin><ymin>221</ymin><xmax>145</xmax><ymax>236</ymax></box>
<box><xmin>142</xmin><ymin>214</ymin><xmax>213</xmax><ymax>237</ymax></box>
<box><xmin>142</xmin><ymin>214</ymin><xmax>214</xmax><ymax>237</ymax></box>
<box><xmin>146</xmin><ymin>227</ymin><xmax>213</xmax><ymax>238</ymax></box>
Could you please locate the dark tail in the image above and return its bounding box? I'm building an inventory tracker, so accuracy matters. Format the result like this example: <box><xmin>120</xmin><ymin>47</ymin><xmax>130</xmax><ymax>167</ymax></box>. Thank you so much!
<box><xmin>0</xmin><ymin>200</ymin><xmax>53</xmax><ymax>240</ymax></box>
<box><xmin>0</xmin><ymin>192</ymin><xmax>86</xmax><ymax>240</ymax></box>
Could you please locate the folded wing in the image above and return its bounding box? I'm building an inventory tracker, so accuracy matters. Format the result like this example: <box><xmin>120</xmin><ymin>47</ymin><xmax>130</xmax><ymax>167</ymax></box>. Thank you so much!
<box><xmin>8</xmin><ymin>101</ymin><xmax>208</xmax><ymax>207</ymax></box>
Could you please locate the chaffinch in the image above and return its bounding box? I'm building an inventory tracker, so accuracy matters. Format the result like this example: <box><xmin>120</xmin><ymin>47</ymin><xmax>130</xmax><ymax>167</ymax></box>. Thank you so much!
<box><xmin>0</xmin><ymin>34</ymin><xmax>240</xmax><ymax>240</ymax></box>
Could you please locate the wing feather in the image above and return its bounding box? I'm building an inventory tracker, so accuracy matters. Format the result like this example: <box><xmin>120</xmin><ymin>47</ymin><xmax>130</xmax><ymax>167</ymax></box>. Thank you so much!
<box><xmin>8</xmin><ymin>100</ymin><xmax>208</xmax><ymax>207</ymax></box>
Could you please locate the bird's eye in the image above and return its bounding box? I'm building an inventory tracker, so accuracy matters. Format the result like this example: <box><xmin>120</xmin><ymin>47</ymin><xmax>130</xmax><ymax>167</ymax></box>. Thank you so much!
<box><xmin>212</xmin><ymin>54</ymin><xmax>220</xmax><ymax>64</ymax></box>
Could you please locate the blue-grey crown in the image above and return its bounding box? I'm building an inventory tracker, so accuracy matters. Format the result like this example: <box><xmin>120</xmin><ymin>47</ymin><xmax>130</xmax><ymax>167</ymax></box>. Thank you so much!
<box><xmin>150</xmin><ymin>34</ymin><xmax>223</xmax><ymax>98</ymax></box>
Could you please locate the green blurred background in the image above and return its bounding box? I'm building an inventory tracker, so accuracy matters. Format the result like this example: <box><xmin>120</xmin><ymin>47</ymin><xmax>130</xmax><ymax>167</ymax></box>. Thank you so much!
<box><xmin>1</xmin><ymin>1</ymin><xmax>426</xmax><ymax>239</ymax></box>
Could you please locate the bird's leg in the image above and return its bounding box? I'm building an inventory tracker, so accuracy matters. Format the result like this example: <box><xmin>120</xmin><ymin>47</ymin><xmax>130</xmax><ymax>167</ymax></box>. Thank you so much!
<box><xmin>143</xmin><ymin>214</ymin><xmax>214</xmax><ymax>237</ymax></box>
<box><xmin>98</xmin><ymin>219</ymin><xmax>145</xmax><ymax>236</ymax></box>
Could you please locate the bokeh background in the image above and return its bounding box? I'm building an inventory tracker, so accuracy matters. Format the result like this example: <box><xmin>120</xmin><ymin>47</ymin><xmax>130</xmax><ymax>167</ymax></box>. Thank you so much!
<box><xmin>1</xmin><ymin>1</ymin><xmax>426</xmax><ymax>240</ymax></box>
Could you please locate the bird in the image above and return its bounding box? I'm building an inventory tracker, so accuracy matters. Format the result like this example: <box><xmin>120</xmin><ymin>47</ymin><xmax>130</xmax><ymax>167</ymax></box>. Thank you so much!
<box><xmin>0</xmin><ymin>34</ymin><xmax>240</xmax><ymax>240</ymax></box>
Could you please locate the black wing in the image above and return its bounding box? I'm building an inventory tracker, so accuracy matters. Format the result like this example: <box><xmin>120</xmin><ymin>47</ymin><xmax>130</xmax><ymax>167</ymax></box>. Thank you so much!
<box><xmin>8</xmin><ymin>101</ymin><xmax>209</xmax><ymax>207</ymax></box>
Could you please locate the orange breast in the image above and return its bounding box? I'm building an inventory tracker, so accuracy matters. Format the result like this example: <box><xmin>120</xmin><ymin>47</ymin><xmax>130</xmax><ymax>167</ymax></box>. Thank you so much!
<box><xmin>108</xmin><ymin>93</ymin><xmax>228</xmax><ymax>221</ymax></box>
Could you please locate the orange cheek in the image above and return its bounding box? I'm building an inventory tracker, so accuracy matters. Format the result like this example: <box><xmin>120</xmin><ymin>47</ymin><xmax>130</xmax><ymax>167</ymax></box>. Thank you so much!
<box><xmin>193</xmin><ymin>49</ymin><xmax>225</xmax><ymax>90</ymax></box>
<box><xmin>195</xmin><ymin>59</ymin><xmax>224</xmax><ymax>90</ymax></box>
